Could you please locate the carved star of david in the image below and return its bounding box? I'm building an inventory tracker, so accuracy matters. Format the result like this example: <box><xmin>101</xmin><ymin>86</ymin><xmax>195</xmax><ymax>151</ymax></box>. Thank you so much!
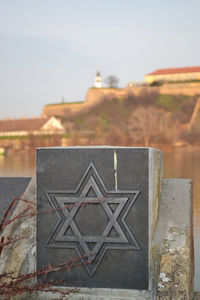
<box><xmin>45</xmin><ymin>162</ymin><xmax>140</xmax><ymax>276</ymax></box>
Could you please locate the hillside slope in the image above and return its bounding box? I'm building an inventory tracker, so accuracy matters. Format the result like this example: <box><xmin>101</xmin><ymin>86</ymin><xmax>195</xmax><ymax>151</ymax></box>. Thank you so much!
<box><xmin>63</xmin><ymin>90</ymin><xmax>198</xmax><ymax>146</ymax></box>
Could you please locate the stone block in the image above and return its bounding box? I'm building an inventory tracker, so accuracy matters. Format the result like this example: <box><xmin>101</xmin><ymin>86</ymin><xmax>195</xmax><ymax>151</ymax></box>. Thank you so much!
<box><xmin>37</xmin><ymin>146</ymin><xmax>162</xmax><ymax>295</ymax></box>
<box><xmin>0</xmin><ymin>177</ymin><xmax>31</xmax><ymax>220</ymax></box>
<box><xmin>153</xmin><ymin>179</ymin><xmax>194</xmax><ymax>300</ymax></box>
<box><xmin>0</xmin><ymin>177</ymin><xmax>36</xmax><ymax>279</ymax></box>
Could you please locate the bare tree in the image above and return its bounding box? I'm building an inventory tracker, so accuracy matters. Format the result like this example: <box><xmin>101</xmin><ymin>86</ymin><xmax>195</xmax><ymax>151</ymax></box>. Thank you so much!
<box><xmin>105</xmin><ymin>75</ymin><xmax>119</xmax><ymax>88</ymax></box>
<box><xmin>128</xmin><ymin>106</ymin><xmax>179</xmax><ymax>146</ymax></box>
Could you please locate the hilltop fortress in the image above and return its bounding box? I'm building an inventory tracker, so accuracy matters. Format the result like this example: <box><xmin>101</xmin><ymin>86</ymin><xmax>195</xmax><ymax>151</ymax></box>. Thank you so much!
<box><xmin>42</xmin><ymin>69</ymin><xmax>200</xmax><ymax>118</ymax></box>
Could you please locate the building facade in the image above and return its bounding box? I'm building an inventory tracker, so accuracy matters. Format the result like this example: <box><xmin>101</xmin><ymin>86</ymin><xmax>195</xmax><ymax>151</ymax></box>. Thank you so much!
<box><xmin>0</xmin><ymin>116</ymin><xmax>65</xmax><ymax>137</ymax></box>
<box><xmin>145</xmin><ymin>66</ymin><xmax>200</xmax><ymax>84</ymax></box>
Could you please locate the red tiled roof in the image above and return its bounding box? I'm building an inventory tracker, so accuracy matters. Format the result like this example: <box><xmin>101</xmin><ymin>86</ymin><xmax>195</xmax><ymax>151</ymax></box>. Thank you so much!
<box><xmin>0</xmin><ymin>118</ymin><xmax>50</xmax><ymax>132</ymax></box>
<box><xmin>146</xmin><ymin>66</ymin><xmax>200</xmax><ymax>76</ymax></box>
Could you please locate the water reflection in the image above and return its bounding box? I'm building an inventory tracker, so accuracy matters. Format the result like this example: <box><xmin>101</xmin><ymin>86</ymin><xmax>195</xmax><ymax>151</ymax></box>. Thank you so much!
<box><xmin>0</xmin><ymin>152</ymin><xmax>35</xmax><ymax>177</ymax></box>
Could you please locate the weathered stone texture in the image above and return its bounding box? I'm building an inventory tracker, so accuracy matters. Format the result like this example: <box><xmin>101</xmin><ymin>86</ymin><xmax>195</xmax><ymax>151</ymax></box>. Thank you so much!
<box><xmin>37</xmin><ymin>147</ymin><xmax>161</xmax><ymax>291</ymax></box>
<box><xmin>153</xmin><ymin>179</ymin><xmax>194</xmax><ymax>300</ymax></box>
<box><xmin>0</xmin><ymin>177</ymin><xmax>31</xmax><ymax>220</ymax></box>
<box><xmin>0</xmin><ymin>178</ymin><xmax>36</xmax><ymax>282</ymax></box>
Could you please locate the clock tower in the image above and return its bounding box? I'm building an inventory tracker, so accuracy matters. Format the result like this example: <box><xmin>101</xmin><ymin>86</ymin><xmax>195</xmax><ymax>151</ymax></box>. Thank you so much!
<box><xmin>94</xmin><ymin>70</ymin><xmax>102</xmax><ymax>88</ymax></box>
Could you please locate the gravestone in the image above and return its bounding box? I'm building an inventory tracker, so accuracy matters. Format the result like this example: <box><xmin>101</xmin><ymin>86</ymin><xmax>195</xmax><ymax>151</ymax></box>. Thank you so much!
<box><xmin>0</xmin><ymin>177</ymin><xmax>31</xmax><ymax>221</ymax></box>
<box><xmin>37</xmin><ymin>147</ymin><xmax>162</xmax><ymax>293</ymax></box>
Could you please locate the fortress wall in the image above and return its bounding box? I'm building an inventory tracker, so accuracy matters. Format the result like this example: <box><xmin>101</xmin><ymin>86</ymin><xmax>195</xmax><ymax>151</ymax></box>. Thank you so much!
<box><xmin>84</xmin><ymin>84</ymin><xmax>200</xmax><ymax>103</ymax></box>
<box><xmin>42</xmin><ymin>102</ymin><xmax>85</xmax><ymax>117</ymax></box>
<box><xmin>42</xmin><ymin>83</ymin><xmax>200</xmax><ymax>118</ymax></box>
<box><xmin>126</xmin><ymin>86</ymin><xmax>159</xmax><ymax>95</ymax></box>
<box><xmin>42</xmin><ymin>89</ymin><xmax>128</xmax><ymax>118</ymax></box>
<box><xmin>85</xmin><ymin>88</ymin><xmax>127</xmax><ymax>105</ymax></box>
<box><xmin>160</xmin><ymin>83</ymin><xmax>200</xmax><ymax>96</ymax></box>
<box><xmin>125</xmin><ymin>83</ymin><xmax>200</xmax><ymax>96</ymax></box>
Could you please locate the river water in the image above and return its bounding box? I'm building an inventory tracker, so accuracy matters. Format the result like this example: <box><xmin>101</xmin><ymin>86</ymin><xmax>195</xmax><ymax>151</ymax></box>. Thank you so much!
<box><xmin>0</xmin><ymin>147</ymin><xmax>199</xmax><ymax>290</ymax></box>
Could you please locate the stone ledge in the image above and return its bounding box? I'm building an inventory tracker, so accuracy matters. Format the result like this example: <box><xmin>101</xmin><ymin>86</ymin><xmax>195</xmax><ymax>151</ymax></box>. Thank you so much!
<box><xmin>15</xmin><ymin>287</ymin><xmax>151</xmax><ymax>300</ymax></box>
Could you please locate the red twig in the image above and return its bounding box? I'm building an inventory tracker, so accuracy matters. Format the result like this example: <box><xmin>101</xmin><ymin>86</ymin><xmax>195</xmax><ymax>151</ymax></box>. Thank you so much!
<box><xmin>0</xmin><ymin>198</ymin><xmax>17</xmax><ymax>232</ymax></box>
<box><xmin>0</xmin><ymin>254</ymin><xmax>91</xmax><ymax>298</ymax></box>
<box><xmin>0</xmin><ymin>195</ymin><xmax>106</xmax><ymax>298</ymax></box>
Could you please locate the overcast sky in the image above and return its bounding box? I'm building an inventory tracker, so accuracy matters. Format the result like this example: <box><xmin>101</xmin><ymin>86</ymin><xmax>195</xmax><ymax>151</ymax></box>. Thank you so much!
<box><xmin>0</xmin><ymin>0</ymin><xmax>200</xmax><ymax>119</ymax></box>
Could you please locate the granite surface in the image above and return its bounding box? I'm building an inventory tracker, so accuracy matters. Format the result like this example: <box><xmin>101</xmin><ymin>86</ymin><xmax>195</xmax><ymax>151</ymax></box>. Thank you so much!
<box><xmin>37</xmin><ymin>147</ymin><xmax>150</xmax><ymax>290</ymax></box>
<box><xmin>0</xmin><ymin>177</ymin><xmax>31</xmax><ymax>220</ymax></box>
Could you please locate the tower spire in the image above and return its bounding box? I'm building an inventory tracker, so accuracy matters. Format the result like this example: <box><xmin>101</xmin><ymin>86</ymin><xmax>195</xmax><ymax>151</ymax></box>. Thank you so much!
<box><xmin>94</xmin><ymin>70</ymin><xmax>102</xmax><ymax>88</ymax></box>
